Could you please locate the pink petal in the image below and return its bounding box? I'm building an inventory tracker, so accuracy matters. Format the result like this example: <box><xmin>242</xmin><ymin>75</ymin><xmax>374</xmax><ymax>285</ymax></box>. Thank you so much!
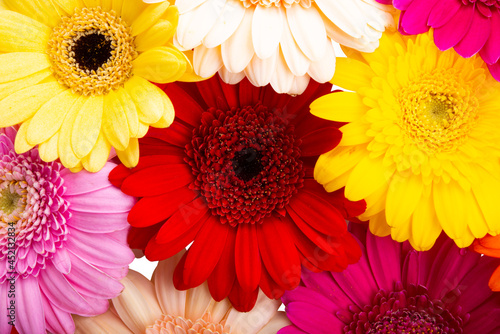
<box><xmin>454</xmin><ymin>11</ymin><xmax>490</xmax><ymax>57</ymax></box>
<box><xmin>40</xmin><ymin>291</ymin><xmax>75</xmax><ymax>334</ymax></box>
<box><xmin>0</xmin><ymin>282</ymin><xmax>12</xmax><ymax>334</ymax></box>
<box><xmin>433</xmin><ymin>4</ymin><xmax>475</xmax><ymax>50</ymax></box>
<box><xmin>480</xmin><ymin>9</ymin><xmax>500</xmax><ymax>64</ymax></box>
<box><xmin>65</xmin><ymin>227</ymin><xmax>134</xmax><ymax>268</ymax></box>
<box><xmin>400</xmin><ymin>0</ymin><xmax>438</xmax><ymax>34</ymax></box>
<box><xmin>65</xmin><ymin>185</ymin><xmax>136</xmax><ymax>213</ymax></box>
<box><xmin>69</xmin><ymin>210</ymin><xmax>130</xmax><ymax>233</ymax></box>
<box><xmin>16</xmin><ymin>276</ymin><xmax>46</xmax><ymax>334</ymax></box>
<box><xmin>61</xmin><ymin>163</ymin><xmax>116</xmax><ymax>196</ymax></box>
<box><xmin>427</xmin><ymin>0</ymin><xmax>461</xmax><ymax>28</ymax></box>
<box><xmin>52</xmin><ymin>248</ymin><xmax>71</xmax><ymax>275</ymax></box>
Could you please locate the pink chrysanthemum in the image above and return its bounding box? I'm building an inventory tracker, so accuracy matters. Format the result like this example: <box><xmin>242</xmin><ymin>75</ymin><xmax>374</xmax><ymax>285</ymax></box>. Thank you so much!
<box><xmin>378</xmin><ymin>0</ymin><xmax>500</xmax><ymax>80</ymax></box>
<box><xmin>281</xmin><ymin>225</ymin><xmax>500</xmax><ymax>333</ymax></box>
<box><xmin>0</xmin><ymin>129</ymin><xmax>135</xmax><ymax>334</ymax></box>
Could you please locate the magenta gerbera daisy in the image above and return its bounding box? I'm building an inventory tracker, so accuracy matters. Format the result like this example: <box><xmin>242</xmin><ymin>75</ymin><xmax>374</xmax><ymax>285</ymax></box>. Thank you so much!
<box><xmin>281</xmin><ymin>224</ymin><xmax>500</xmax><ymax>333</ymax></box>
<box><xmin>110</xmin><ymin>76</ymin><xmax>366</xmax><ymax>312</ymax></box>
<box><xmin>0</xmin><ymin>128</ymin><xmax>135</xmax><ymax>334</ymax></box>
<box><xmin>379</xmin><ymin>0</ymin><xmax>500</xmax><ymax>80</ymax></box>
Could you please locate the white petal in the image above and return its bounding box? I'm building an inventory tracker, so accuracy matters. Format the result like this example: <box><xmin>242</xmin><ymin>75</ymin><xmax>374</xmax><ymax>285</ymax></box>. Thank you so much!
<box><xmin>315</xmin><ymin>0</ymin><xmax>364</xmax><ymax>38</ymax></box>
<box><xmin>270</xmin><ymin>48</ymin><xmax>295</xmax><ymax>94</ymax></box>
<box><xmin>323</xmin><ymin>18</ymin><xmax>377</xmax><ymax>52</ymax></box>
<box><xmin>286</xmin><ymin>5</ymin><xmax>327</xmax><ymax>62</ymax></box>
<box><xmin>244</xmin><ymin>51</ymin><xmax>277</xmax><ymax>87</ymax></box>
<box><xmin>256</xmin><ymin>312</ymin><xmax>291</xmax><ymax>334</ymax></box>
<box><xmin>194</xmin><ymin>44</ymin><xmax>223</xmax><ymax>77</ymax></box>
<box><xmin>176</xmin><ymin>0</ymin><xmax>208</xmax><ymax>14</ymax></box>
<box><xmin>203</xmin><ymin>0</ymin><xmax>246</xmax><ymax>48</ymax></box>
<box><xmin>221</xmin><ymin>8</ymin><xmax>255</xmax><ymax>73</ymax></box>
<box><xmin>185</xmin><ymin>282</ymin><xmax>213</xmax><ymax>320</ymax></box>
<box><xmin>252</xmin><ymin>5</ymin><xmax>284</xmax><ymax>59</ymax></box>
<box><xmin>307</xmin><ymin>38</ymin><xmax>336</xmax><ymax>83</ymax></box>
<box><xmin>225</xmin><ymin>291</ymin><xmax>281</xmax><ymax>334</ymax></box>
<box><xmin>152</xmin><ymin>251</ymin><xmax>187</xmax><ymax>318</ymax></box>
<box><xmin>288</xmin><ymin>75</ymin><xmax>310</xmax><ymax>95</ymax></box>
<box><xmin>176</xmin><ymin>0</ymin><xmax>225</xmax><ymax>49</ymax></box>
<box><xmin>280</xmin><ymin>16</ymin><xmax>310</xmax><ymax>76</ymax></box>
<box><xmin>218</xmin><ymin>67</ymin><xmax>245</xmax><ymax>84</ymax></box>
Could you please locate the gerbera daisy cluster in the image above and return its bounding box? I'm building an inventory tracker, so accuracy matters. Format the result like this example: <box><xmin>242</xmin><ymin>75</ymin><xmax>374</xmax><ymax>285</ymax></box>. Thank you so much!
<box><xmin>0</xmin><ymin>0</ymin><xmax>500</xmax><ymax>333</ymax></box>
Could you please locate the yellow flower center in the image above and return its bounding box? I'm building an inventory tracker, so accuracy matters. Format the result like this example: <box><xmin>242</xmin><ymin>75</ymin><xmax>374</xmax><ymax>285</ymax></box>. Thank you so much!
<box><xmin>397</xmin><ymin>69</ymin><xmax>479</xmax><ymax>154</ymax></box>
<box><xmin>0</xmin><ymin>182</ymin><xmax>26</xmax><ymax>225</ymax></box>
<box><xmin>145</xmin><ymin>314</ymin><xmax>229</xmax><ymax>334</ymax></box>
<box><xmin>47</xmin><ymin>7</ymin><xmax>137</xmax><ymax>96</ymax></box>
<box><xmin>239</xmin><ymin>0</ymin><xmax>312</xmax><ymax>8</ymax></box>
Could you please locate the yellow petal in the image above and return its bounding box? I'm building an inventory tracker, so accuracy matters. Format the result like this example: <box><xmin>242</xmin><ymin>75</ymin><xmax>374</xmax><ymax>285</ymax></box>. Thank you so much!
<box><xmin>59</xmin><ymin>96</ymin><xmax>87</xmax><ymax>168</ymax></box>
<box><xmin>339</xmin><ymin>122</ymin><xmax>371</xmax><ymax>146</ymax></box>
<box><xmin>69</xmin><ymin>163</ymin><xmax>84</xmax><ymax>173</ymax></box>
<box><xmin>453</xmin><ymin>229</ymin><xmax>475</xmax><ymax>249</ymax></box>
<box><xmin>3</xmin><ymin>0</ymin><xmax>63</xmax><ymax>26</ymax></box>
<box><xmin>38</xmin><ymin>132</ymin><xmax>60</xmax><ymax>162</ymax></box>
<box><xmin>410</xmin><ymin>193</ymin><xmax>441</xmax><ymax>251</ymax></box>
<box><xmin>14</xmin><ymin>118</ymin><xmax>35</xmax><ymax>153</ymax></box>
<box><xmin>81</xmin><ymin>132</ymin><xmax>111</xmax><ymax>173</ymax></box>
<box><xmin>124</xmin><ymin>75</ymin><xmax>163</xmax><ymax>124</ymax></box>
<box><xmin>116</xmin><ymin>137</ymin><xmax>139</xmax><ymax>168</ymax></box>
<box><xmin>131</xmin><ymin>1</ymin><xmax>171</xmax><ymax>36</ymax></box>
<box><xmin>0</xmin><ymin>52</ymin><xmax>51</xmax><ymax>83</ymax></box>
<box><xmin>150</xmin><ymin>93</ymin><xmax>175</xmax><ymax>128</ymax></box>
<box><xmin>368</xmin><ymin>212</ymin><xmax>391</xmax><ymax>237</ymax></box>
<box><xmin>137</xmin><ymin>122</ymin><xmax>149</xmax><ymax>138</ymax></box>
<box><xmin>310</xmin><ymin>92</ymin><xmax>366</xmax><ymax>122</ymax></box>
<box><xmin>0</xmin><ymin>81</ymin><xmax>65</xmax><ymax>127</ymax></box>
<box><xmin>314</xmin><ymin>146</ymin><xmax>365</xmax><ymax>185</ymax></box>
<box><xmin>0</xmin><ymin>68</ymin><xmax>52</xmax><ymax>101</ymax></box>
<box><xmin>117</xmin><ymin>0</ymin><xmax>148</xmax><ymax>25</ymax></box>
<box><xmin>135</xmin><ymin>19</ymin><xmax>175</xmax><ymax>52</ymax></box>
<box><xmin>133</xmin><ymin>46</ymin><xmax>187</xmax><ymax>83</ymax></box>
<box><xmin>103</xmin><ymin>89</ymin><xmax>130</xmax><ymax>151</ymax></box>
<box><xmin>345</xmin><ymin>156</ymin><xmax>393</xmax><ymax>201</ymax></box>
<box><xmin>385</xmin><ymin>173</ymin><xmax>423</xmax><ymax>226</ymax></box>
<box><xmin>331</xmin><ymin>57</ymin><xmax>375</xmax><ymax>91</ymax></box>
<box><xmin>390</xmin><ymin>217</ymin><xmax>412</xmax><ymax>243</ymax></box>
<box><xmin>0</xmin><ymin>10</ymin><xmax>51</xmax><ymax>52</ymax></box>
<box><xmin>71</xmin><ymin>95</ymin><xmax>104</xmax><ymax>159</ymax></box>
<box><xmin>56</xmin><ymin>0</ymin><xmax>84</xmax><ymax>16</ymax></box>
<box><xmin>472</xmin><ymin>171</ymin><xmax>500</xmax><ymax>232</ymax></box>
<box><xmin>115</xmin><ymin>87</ymin><xmax>140</xmax><ymax>138</ymax></box>
<box><xmin>433</xmin><ymin>180</ymin><xmax>468</xmax><ymax>241</ymax></box>
<box><xmin>27</xmin><ymin>89</ymin><xmax>78</xmax><ymax>145</ymax></box>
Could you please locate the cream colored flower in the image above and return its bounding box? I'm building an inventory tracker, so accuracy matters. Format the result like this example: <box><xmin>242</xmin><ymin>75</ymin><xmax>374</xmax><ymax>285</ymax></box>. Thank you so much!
<box><xmin>152</xmin><ymin>0</ymin><xmax>394</xmax><ymax>94</ymax></box>
<box><xmin>73</xmin><ymin>250</ymin><xmax>289</xmax><ymax>334</ymax></box>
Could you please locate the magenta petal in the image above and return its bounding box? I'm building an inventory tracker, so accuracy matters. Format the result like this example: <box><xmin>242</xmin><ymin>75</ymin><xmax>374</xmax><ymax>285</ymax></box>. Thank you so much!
<box><xmin>65</xmin><ymin>227</ymin><xmax>134</xmax><ymax>268</ymax></box>
<box><xmin>454</xmin><ymin>11</ymin><xmax>490</xmax><ymax>57</ymax></box>
<box><xmin>278</xmin><ymin>325</ymin><xmax>308</xmax><ymax>334</ymax></box>
<box><xmin>282</xmin><ymin>286</ymin><xmax>339</xmax><ymax>315</ymax></box>
<box><xmin>366</xmin><ymin>233</ymin><xmax>402</xmax><ymax>291</ymax></box>
<box><xmin>400</xmin><ymin>0</ymin><xmax>438</xmax><ymax>34</ymax></box>
<box><xmin>433</xmin><ymin>4</ymin><xmax>475</xmax><ymax>50</ymax></box>
<box><xmin>427</xmin><ymin>0</ymin><xmax>462</xmax><ymax>28</ymax></box>
<box><xmin>65</xmin><ymin>251</ymin><xmax>125</xmax><ymax>299</ymax></box>
<box><xmin>286</xmin><ymin>301</ymin><xmax>344</xmax><ymax>333</ymax></box>
<box><xmin>466</xmin><ymin>297</ymin><xmax>500</xmax><ymax>334</ymax></box>
<box><xmin>16</xmin><ymin>276</ymin><xmax>46</xmax><ymax>334</ymax></box>
<box><xmin>487</xmin><ymin>61</ymin><xmax>500</xmax><ymax>81</ymax></box>
<box><xmin>300</xmin><ymin>270</ymin><xmax>354</xmax><ymax>308</ymax></box>
<box><xmin>480</xmin><ymin>10</ymin><xmax>500</xmax><ymax>64</ymax></box>
<box><xmin>393</xmin><ymin>0</ymin><xmax>415</xmax><ymax>10</ymax></box>
<box><xmin>40</xmin><ymin>291</ymin><xmax>75</xmax><ymax>334</ymax></box>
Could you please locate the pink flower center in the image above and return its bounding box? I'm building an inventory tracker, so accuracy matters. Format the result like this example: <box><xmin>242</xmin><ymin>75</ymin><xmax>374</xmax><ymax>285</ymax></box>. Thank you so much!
<box><xmin>185</xmin><ymin>104</ymin><xmax>304</xmax><ymax>226</ymax></box>
<box><xmin>345</xmin><ymin>283</ymin><xmax>465</xmax><ymax>334</ymax></box>
<box><xmin>0</xmin><ymin>138</ymin><xmax>70</xmax><ymax>280</ymax></box>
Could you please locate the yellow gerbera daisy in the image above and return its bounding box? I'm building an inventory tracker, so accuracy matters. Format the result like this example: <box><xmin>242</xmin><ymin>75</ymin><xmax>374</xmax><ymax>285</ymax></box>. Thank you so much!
<box><xmin>0</xmin><ymin>0</ymin><xmax>198</xmax><ymax>172</ymax></box>
<box><xmin>312</xmin><ymin>30</ymin><xmax>500</xmax><ymax>251</ymax></box>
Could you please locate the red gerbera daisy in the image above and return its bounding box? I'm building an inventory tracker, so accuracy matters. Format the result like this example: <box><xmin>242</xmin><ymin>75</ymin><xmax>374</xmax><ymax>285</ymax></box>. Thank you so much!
<box><xmin>109</xmin><ymin>76</ymin><xmax>365</xmax><ymax>312</ymax></box>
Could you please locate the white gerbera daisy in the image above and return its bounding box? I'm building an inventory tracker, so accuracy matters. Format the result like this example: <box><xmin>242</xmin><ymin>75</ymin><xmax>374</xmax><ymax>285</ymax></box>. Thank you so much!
<box><xmin>146</xmin><ymin>0</ymin><xmax>394</xmax><ymax>94</ymax></box>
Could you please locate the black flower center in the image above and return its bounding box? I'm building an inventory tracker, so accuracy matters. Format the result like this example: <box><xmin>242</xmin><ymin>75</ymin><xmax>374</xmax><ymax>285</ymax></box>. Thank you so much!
<box><xmin>72</xmin><ymin>33</ymin><xmax>113</xmax><ymax>72</ymax></box>
<box><xmin>232</xmin><ymin>148</ymin><xmax>263</xmax><ymax>181</ymax></box>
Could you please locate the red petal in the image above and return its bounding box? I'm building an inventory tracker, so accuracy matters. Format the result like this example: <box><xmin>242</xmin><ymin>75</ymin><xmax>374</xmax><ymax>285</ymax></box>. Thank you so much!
<box><xmin>173</xmin><ymin>251</ymin><xmax>190</xmax><ymax>290</ymax></box>
<box><xmin>109</xmin><ymin>164</ymin><xmax>132</xmax><ymax>188</ymax></box>
<box><xmin>235</xmin><ymin>224</ymin><xmax>261</xmax><ymax>291</ymax></box>
<box><xmin>259</xmin><ymin>263</ymin><xmax>285</xmax><ymax>299</ymax></box>
<box><xmin>208</xmin><ymin>228</ymin><xmax>237</xmax><ymax>301</ymax></box>
<box><xmin>196</xmin><ymin>76</ymin><xmax>230</xmax><ymax>111</ymax></box>
<box><xmin>156</xmin><ymin>197</ymin><xmax>210</xmax><ymax>244</ymax></box>
<box><xmin>257</xmin><ymin>217</ymin><xmax>301</xmax><ymax>290</ymax></box>
<box><xmin>127</xmin><ymin>224</ymin><xmax>162</xmax><ymax>250</ymax></box>
<box><xmin>128</xmin><ymin>188</ymin><xmax>198</xmax><ymax>227</ymax></box>
<box><xmin>238</xmin><ymin>78</ymin><xmax>262</xmax><ymax>107</ymax></box>
<box><xmin>139</xmin><ymin>138</ymin><xmax>185</xmax><ymax>157</ymax></box>
<box><xmin>147</xmin><ymin>122</ymin><xmax>192</xmax><ymax>148</ymax></box>
<box><xmin>299</xmin><ymin>126</ymin><xmax>342</xmax><ymax>157</ymax></box>
<box><xmin>434</xmin><ymin>4</ymin><xmax>475</xmax><ymax>50</ymax></box>
<box><xmin>228</xmin><ymin>279</ymin><xmax>259</xmax><ymax>312</ymax></box>
<box><xmin>133</xmin><ymin>154</ymin><xmax>185</xmax><ymax>171</ymax></box>
<box><xmin>120</xmin><ymin>164</ymin><xmax>193</xmax><ymax>197</ymax></box>
<box><xmin>162</xmin><ymin>84</ymin><xmax>205</xmax><ymax>127</ymax></box>
<box><xmin>182</xmin><ymin>216</ymin><xmax>230</xmax><ymax>287</ymax></box>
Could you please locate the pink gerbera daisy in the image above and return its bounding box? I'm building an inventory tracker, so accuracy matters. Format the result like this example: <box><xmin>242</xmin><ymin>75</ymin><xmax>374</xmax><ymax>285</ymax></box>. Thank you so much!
<box><xmin>0</xmin><ymin>128</ymin><xmax>135</xmax><ymax>334</ymax></box>
<box><xmin>378</xmin><ymin>0</ymin><xmax>500</xmax><ymax>80</ymax></box>
<box><xmin>281</xmin><ymin>224</ymin><xmax>500</xmax><ymax>333</ymax></box>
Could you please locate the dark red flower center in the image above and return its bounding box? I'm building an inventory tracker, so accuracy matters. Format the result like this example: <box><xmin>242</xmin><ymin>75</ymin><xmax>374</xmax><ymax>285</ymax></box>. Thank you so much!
<box><xmin>345</xmin><ymin>284</ymin><xmax>465</xmax><ymax>334</ymax></box>
<box><xmin>185</xmin><ymin>103</ymin><xmax>304</xmax><ymax>226</ymax></box>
